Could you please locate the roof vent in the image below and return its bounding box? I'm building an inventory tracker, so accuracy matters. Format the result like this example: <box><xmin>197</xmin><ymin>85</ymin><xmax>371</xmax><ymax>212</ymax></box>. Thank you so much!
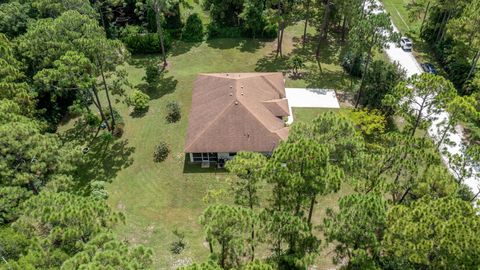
<box><xmin>241</xmin><ymin>86</ymin><xmax>244</xmax><ymax>89</ymax></box>
<box><xmin>234</xmin><ymin>101</ymin><xmax>239</xmax><ymax>105</ymax></box>
<box><xmin>226</xmin><ymin>73</ymin><xmax>229</xmax><ymax>76</ymax></box>
<box><xmin>241</xmin><ymin>92</ymin><xmax>244</xmax><ymax>96</ymax></box>
<box><xmin>229</xmin><ymin>92</ymin><xmax>233</xmax><ymax>96</ymax></box>
<box><xmin>230</xmin><ymin>85</ymin><xmax>232</xmax><ymax>88</ymax></box>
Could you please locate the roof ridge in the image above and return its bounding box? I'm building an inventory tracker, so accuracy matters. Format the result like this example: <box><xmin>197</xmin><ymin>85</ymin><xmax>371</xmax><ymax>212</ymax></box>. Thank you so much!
<box><xmin>260</xmin><ymin>74</ymin><xmax>283</xmax><ymax>97</ymax></box>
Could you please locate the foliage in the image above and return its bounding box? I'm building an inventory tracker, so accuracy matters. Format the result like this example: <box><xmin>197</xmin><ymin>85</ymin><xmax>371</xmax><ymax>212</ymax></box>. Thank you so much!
<box><xmin>169</xmin><ymin>229</ymin><xmax>186</xmax><ymax>255</ymax></box>
<box><xmin>182</xmin><ymin>13</ymin><xmax>204</xmax><ymax>42</ymax></box>
<box><xmin>0</xmin><ymin>227</ymin><xmax>31</xmax><ymax>261</ymax></box>
<box><xmin>323</xmin><ymin>193</ymin><xmax>388</xmax><ymax>268</ymax></box>
<box><xmin>165</xmin><ymin>101</ymin><xmax>181</xmax><ymax>123</ymax></box>
<box><xmin>288</xmin><ymin>55</ymin><xmax>305</xmax><ymax>76</ymax></box>
<box><xmin>0</xmin><ymin>187</ymin><xmax>32</xmax><ymax>224</ymax></box>
<box><xmin>144</xmin><ymin>62</ymin><xmax>160</xmax><ymax>86</ymax></box>
<box><xmin>0</xmin><ymin>2</ymin><xmax>30</xmax><ymax>37</ymax></box>
<box><xmin>153</xmin><ymin>141</ymin><xmax>169</xmax><ymax>162</ymax></box>
<box><xmin>127</xmin><ymin>90</ymin><xmax>150</xmax><ymax>112</ymax></box>
<box><xmin>200</xmin><ymin>204</ymin><xmax>255</xmax><ymax>269</ymax></box>
<box><xmin>179</xmin><ymin>261</ymin><xmax>222</xmax><ymax>270</ymax></box>
<box><xmin>360</xmin><ymin>60</ymin><xmax>406</xmax><ymax>114</ymax></box>
<box><xmin>30</xmin><ymin>0</ymin><xmax>97</xmax><ymax>19</ymax></box>
<box><xmin>0</xmin><ymin>34</ymin><xmax>36</xmax><ymax>115</ymax></box>
<box><xmin>347</xmin><ymin>109</ymin><xmax>386</xmax><ymax>138</ymax></box>
<box><xmin>385</xmin><ymin>73</ymin><xmax>457</xmax><ymax>137</ymax></box>
<box><xmin>120</xmin><ymin>25</ymin><xmax>172</xmax><ymax>54</ymax></box>
<box><xmin>383</xmin><ymin>196</ymin><xmax>480</xmax><ymax>268</ymax></box>
<box><xmin>61</xmin><ymin>233</ymin><xmax>153</xmax><ymax>269</ymax></box>
<box><xmin>341</xmin><ymin>50</ymin><xmax>364</xmax><ymax>77</ymax></box>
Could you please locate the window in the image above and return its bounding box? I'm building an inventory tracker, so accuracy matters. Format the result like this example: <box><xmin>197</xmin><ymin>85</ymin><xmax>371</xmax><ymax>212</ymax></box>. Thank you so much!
<box><xmin>208</xmin><ymin>153</ymin><xmax>218</xmax><ymax>161</ymax></box>
<box><xmin>192</xmin><ymin>153</ymin><xmax>202</xmax><ymax>162</ymax></box>
<box><xmin>229</xmin><ymin>152</ymin><xmax>236</xmax><ymax>157</ymax></box>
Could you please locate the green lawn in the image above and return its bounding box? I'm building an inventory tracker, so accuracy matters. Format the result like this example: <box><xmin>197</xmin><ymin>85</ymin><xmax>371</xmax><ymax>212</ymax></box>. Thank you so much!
<box><xmin>382</xmin><ymin>0</ymin><xmax>417</xmax><ymax>35</ymax></box>
<box><xmin>58</xmin><ymin>18</ymin><xmax>356</xmax><ymax>269</ymax></box>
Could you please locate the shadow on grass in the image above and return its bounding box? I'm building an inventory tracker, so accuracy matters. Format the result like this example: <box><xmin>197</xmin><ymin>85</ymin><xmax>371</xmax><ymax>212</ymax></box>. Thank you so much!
<box><xmin>130</xmin><ymin>107</ymin><xmax>149</xmax><ymax>118</ymax></box>
<box><xmin>255</xmin><ymin>52</ymin><xmax>289</xmax><ymax>72</ymax></box>
<box><xmin>136</xmin><ymin>71</ymin><xmax>178</xmax><ymax>100</ymax></box>
<box><xmin>304</xmin><ymin>68</ymin><xmax>357</xmax><ymax>92</ymax></box>
<box><xmin>206</xmin><ymin>38</ymin><xmax>266</xmax><ymax>53</ymax></box>
<box><xmin>74</xmin><ymin>138</ymin><xmax>135</xmax><ymax>195</ymax></box>
<box><xmin>169</xmin><ymin>40</ymin><xmax>203</xmax><ymax>56</ymax></box>
<box><xmin>182</xmin><ymin>156</ymin><xmax>227</xmax><ymax>174</ymax></box>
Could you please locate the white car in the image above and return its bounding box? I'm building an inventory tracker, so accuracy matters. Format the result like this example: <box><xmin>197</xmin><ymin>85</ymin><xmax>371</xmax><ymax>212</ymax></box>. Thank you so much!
<box><xmin>400</xmin><ymin>37</ymin><xmax>413</xmax><ymax>51</ymax></box>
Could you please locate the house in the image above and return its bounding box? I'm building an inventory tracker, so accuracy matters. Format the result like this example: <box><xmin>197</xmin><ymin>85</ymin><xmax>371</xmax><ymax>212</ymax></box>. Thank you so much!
<box><xmin>184</xmin><ymin>73</ymin><xmax>290</xmax><ymax>166</ymax></box>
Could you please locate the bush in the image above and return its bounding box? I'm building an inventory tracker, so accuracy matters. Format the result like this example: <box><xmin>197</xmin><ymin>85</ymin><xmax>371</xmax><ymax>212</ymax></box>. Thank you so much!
<box><xmin>166</xmin><ymin>101</ymin><xmax>181</xmax><ymax>123</ymax></box>
<box><xmin>182</xmin><ymin>13</ymin><xmax>204</xmax><ymax>42</ymax></box>
<box><xmin>342</xmin><ymin>51</ymin><xmax>364</xmax><ymax>77</ymax></box>
<box><xmin>127</xmin><ymin>90</ymin><xmax>150</xmax><ymax>112</ymax></box>
<box><xmin>153</xmin><ymin>141</ymin><xmax>170</xmax><ymax>162</ymax></box>
<box><xmin>144</xmin><ymin>63</ymin><xmax>160</xmax><ymax>86</ymax></box>
<box><xmin>120</xmin><ymin>25</ymin><xmax>172</xmax><ymax>54</ymax></box>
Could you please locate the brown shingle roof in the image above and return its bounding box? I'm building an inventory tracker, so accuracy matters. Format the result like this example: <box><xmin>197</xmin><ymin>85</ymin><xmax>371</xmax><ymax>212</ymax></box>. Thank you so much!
<box><xmin>185</xmin><ymin>73</ymin><xmax>289</xmax><ymax>153</ymax></box>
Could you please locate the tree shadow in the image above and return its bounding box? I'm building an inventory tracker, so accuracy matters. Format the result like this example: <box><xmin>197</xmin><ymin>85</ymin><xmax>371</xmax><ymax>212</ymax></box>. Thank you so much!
<box><xmin>130</xmin><ymin>107</ymin><xmax>149</xmax><ymax>118</ymax></box>
<box><xmin>303</xmin><ymin>68</ymin><xmax>357</xmax><ymax>92</ymax></box>
<box><xmin>291</xmin><ymin>34</ymin><xmax>340</xmax><ymax>65</ymax></box>
<box><xmin>237</xmin><ymin>39</ymin><xmax>266</xmax><ymax>53</ymax></box>
<box><xmin>73</xmin><ymin>138</ymin><xmax>135</xmax><ymax>195</ymax></box>
<box><xmin>169</xmin><ymin>40</ymin><xmax>203</xmax><ymax>56</ymax></box>
<box><xmin>136</xmin><ymin>71</ymin><xmax>178</xmax><ymax>100</ymax></box>
<box><xmin>204</xmin><ymin>38</ymin><xmax>266</xmax><ymax>53</ymax></box>
<box><xmin>255</xmin><ymin>52</ymin><xmax>289</xmax><ymax>72</ymax></box>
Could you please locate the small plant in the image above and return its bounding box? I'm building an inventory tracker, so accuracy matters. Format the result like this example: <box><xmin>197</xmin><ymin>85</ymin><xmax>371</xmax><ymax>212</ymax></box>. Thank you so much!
<box><xmin>289</xmin><ymin>55</ymin><xmax>305</xmax><ymax>76</ymax></box>
<box><xmin>170</xmin><ymin>229</ymin><xmax>186</xmax><ymax>255</ymax></box>
<box><xmin>153</xmin><ymin>141</ymin><xmax>170</xmax><ymax>162</ymax></box>
<box><xmin>166</xmin><ymin>101</ymin><xmax>181</xmax><ymax>123</ymax></box>
<box><xmin>127</xmin><ymin>90</ymin><xmax>150</xmax><ymax>113</ymax></box>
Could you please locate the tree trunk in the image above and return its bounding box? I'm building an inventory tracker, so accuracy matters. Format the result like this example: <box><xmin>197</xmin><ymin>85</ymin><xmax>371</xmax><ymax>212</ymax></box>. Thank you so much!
<box><xmin>91</xmin><ymin>85</ymin><xmax>110</xmax><ymax>131</ymax></box>
<box><xmin>316</xmin><ymin>0</ymin><xmax>331</xmax><ymax>59</ymax></box>
<box><xmin>354</xmin><ymin>44</ymin><xmax>373</xmax><ymax>108</ymax></box>
<box><xmin>153</xmin><ymin>0</ymin><xmax>167</xmax><ymax>68</ymax></box>
<box><xmin>436</xmin><ymin>121</ymin><xmax>452</xmax><ymax>149</ymax></box>
<box><xmin>438</xmin><ymin>11</ymin><xmax>451</xmax><ymax>42</ymax></box>
<box><xmin>410</xmin><ymin>96</ymin><xmax>427</xmax><ymax>138</ymax></box>
<box><xmin>302</xmin><ymin>0</ymin><xmax>311</xmax><ymax>48</ymax></box>
<box><xmin>307</xmin><ymin>195</ymin><xmax>316</xmax><ymax>225</ymax></box>
<box><xmin>276</xmin><ymin>21</ymin><xmax>285</xmax><ymax>58</ymax></box>
<box><xmin>220</xmin><ymin>243</ymin><xmax>226</xmax><ymax>269</ymax></box>
<box><xmin>419</xmin><ymin>1</ymin><xmax>431</xmax><ymax>35</ymax></box>
<box><xmin>465</xmin><ymin>50</ymin><xmax>480</xmax><ymax>83</ymax></box>
<box><xmin>341</xmin><ymin>15</ymin><xmax>347</xmax><ymax>43</ymax></box>
<box><xmin>208</xmin><ymin>240</ymin><xmax>213</xmax><ymax>254</ymax></box>
<box><xmin>436</xmin><ymin>11</ymin><xmax>449</xmax><ymax>42</ymax></box>
<box><xmin>98</xmin><ymin>60</ymin><xmax>116</xmax><ymax>130</ymax></box>
<box><xmin>398</xmin><ymin>186</ymin><xmax>412</xmax><ymax>204</ymax></box>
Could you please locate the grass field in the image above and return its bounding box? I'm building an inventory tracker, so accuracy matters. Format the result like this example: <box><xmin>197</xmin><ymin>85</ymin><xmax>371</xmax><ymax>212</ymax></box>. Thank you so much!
<box><xmin>59</xmin><ymin>13</ymin><xmax>356</xmax><ymax>270</ymax></box>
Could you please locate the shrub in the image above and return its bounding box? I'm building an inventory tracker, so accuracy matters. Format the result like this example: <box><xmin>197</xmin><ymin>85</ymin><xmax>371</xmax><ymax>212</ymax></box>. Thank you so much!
<box><xmin>120</xmin><ymin>25</ymin><xmax>172</xmax><ymax>54</ymax></box>
<box><xmin>182</xmin><ymin>13</ymin><xmax>204</xmax><ymax>42</ymax></box>
<box><xmin>341</xmin><ymin>51</ymin><xmax>364</xmax><ymax>77</ymax></box>
<box><xmin>127</xmin><ymin>90</ymin><xmax>150</xmax><ymax>112</ymax></box>
<box><xmin>166</xmin><ymin>101</ymin><xmax>181</xmax><ymax>123</ymax></box>
<box><xmin>144</xmin><ymin>63</ymin><xmax>160</xmax><ymax>86</ymax></box>
<box><xmin>153</xmin><ymin>141</ymin><xmax>170</xmax><ymax>162</ymax></box>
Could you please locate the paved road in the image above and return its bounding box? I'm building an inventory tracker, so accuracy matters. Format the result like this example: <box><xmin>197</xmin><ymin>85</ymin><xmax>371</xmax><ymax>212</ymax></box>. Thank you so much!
<box><xmin>376</xmin><ymin>1</ymin><xmax>479</xmax><ymax>196</ymax></box>
<box><xmin>285</xmin><ymin>88</ymin><xmax>340</xmax><ymax>124</ymax></box>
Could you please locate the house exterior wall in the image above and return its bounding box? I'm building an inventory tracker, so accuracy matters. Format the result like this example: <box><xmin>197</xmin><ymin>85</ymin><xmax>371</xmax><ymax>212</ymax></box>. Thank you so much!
<box><xmin>188</xmin><ymin>152</ymin><xmax>272</xmax><ymax>164</ymax></box>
